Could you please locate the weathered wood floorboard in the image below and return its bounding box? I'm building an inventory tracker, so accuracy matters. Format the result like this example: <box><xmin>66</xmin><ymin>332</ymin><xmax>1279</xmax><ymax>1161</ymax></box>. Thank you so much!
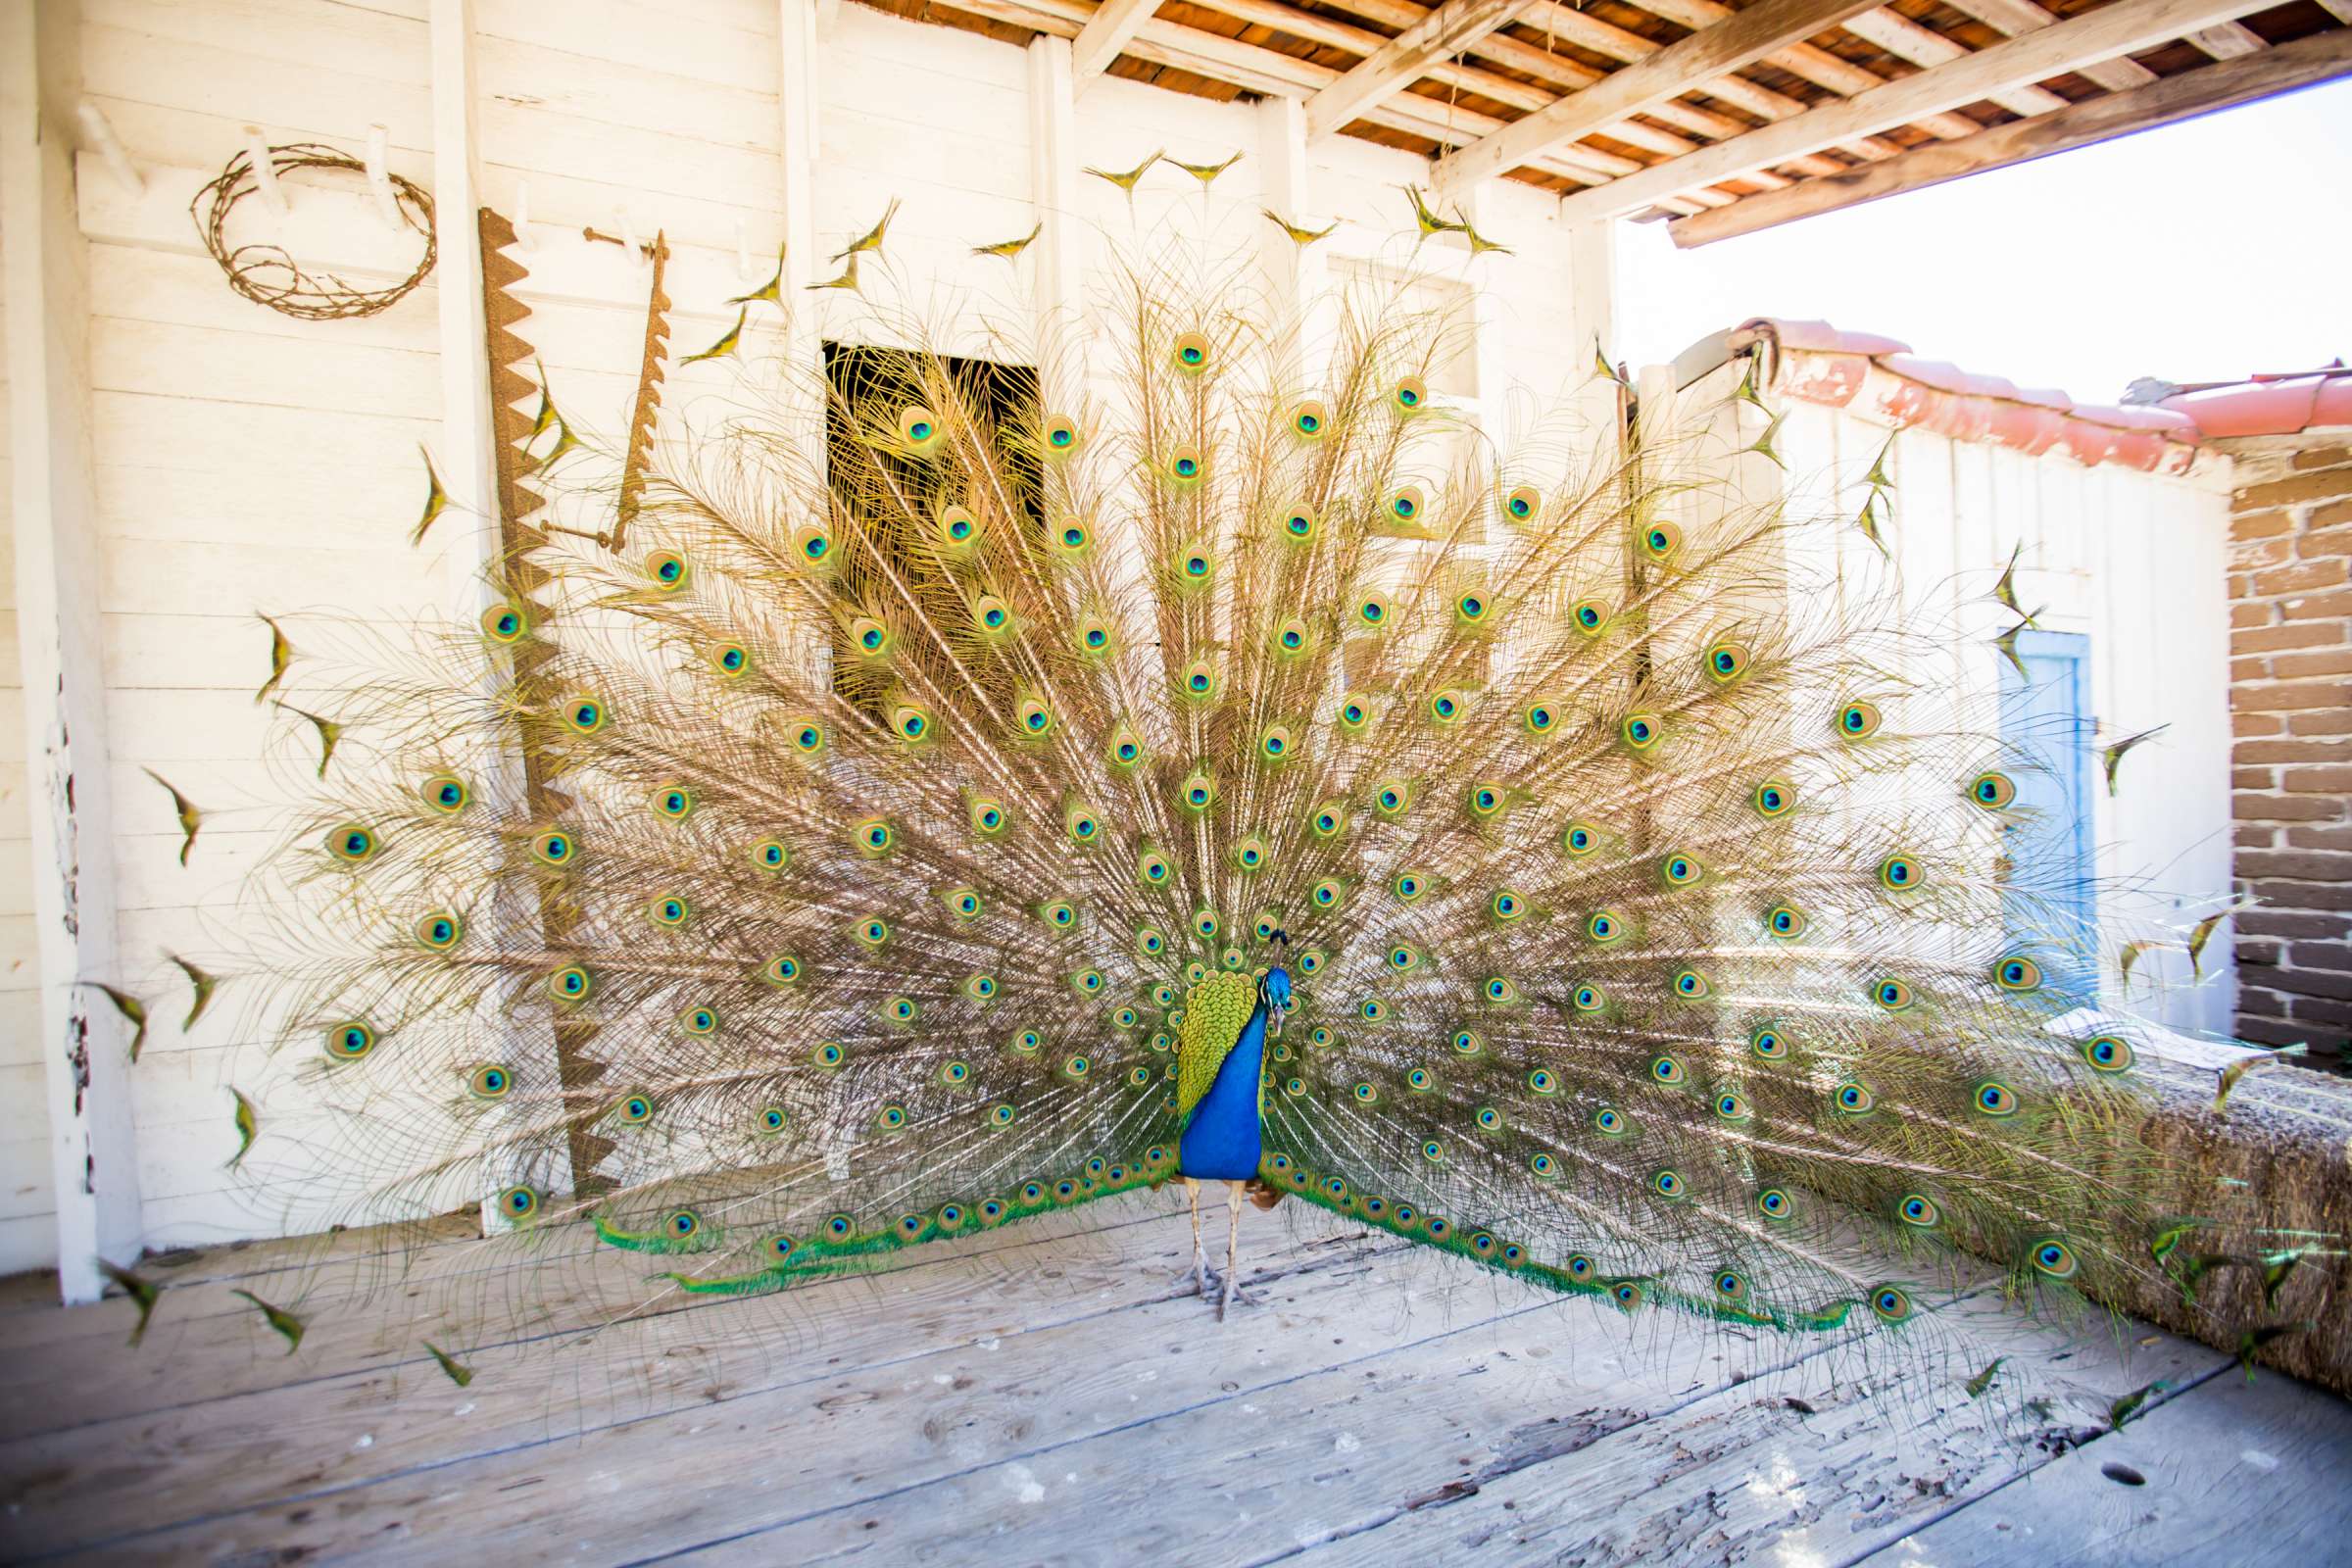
<box><xmin>3</xmin><ymin>1187</ymin><xmax>2348</xmax><ymax>1567</ymax></box>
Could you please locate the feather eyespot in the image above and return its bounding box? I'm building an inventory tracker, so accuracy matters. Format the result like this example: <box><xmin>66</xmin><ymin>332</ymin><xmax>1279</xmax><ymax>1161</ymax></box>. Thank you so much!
<box><xmin>2031</xmin><ymin>1239</ymin><xmax>2079</xmax><ymax>1279</ymax></box>
<box><xmin>645</xmin><ymin>550</ymin><xmax>689</xmax><ymax>591</ymax></box>
<box><xmin>1504</xmin><ymin>485</ymin><xmax>1541</xmax><ymax>522</ymax></box>
<box><xmin>649</xmin><ymin>895</ymin><xmax>689</xmax><ymax>927</ymax></box>
<box><xmin>1571</xmin><ymin>598</ymin><xmax>1610</xmax><ymax>634</ymax></box>
<box><xmin>2083</xmin><ymin>1034</ymin><xmax>2133</xmax><ymax>1072</ymax></box>
<box><xmin>680</xmin><ymin>1005</ymin><xmax>718</xmax><ymax>1036</ymax></box>
<box><xmin>1871</xmin><ymin>978</ymin><xmax>1915</xmax><ymax>1010</ymax></box>
<box><xmin>1898</xmin><ymin>1194</ymin><xmax>1940</xmax><ymax>1227</ymax></box>
<box><xmin>328</xmin><ymin>823</ymin><xmax>379</xmax><ymax>862</ymax></box>
<box><xmin>1834</xmin><ymin>1081</ymin><xmax>1876</xmax><ymax>1114</ymax></box>
<box><xmin>1648</xmin><ymin>1055</ymin><xmax>1687</xmax><ymax>1086</ymax></box>
<box><xmin>812</xmin><ymin>1040</ymin><xmax>844</xmax><ymax>1067</ymax></box>
<box><xmin>1392</xmin><ymin>376</ymin><xmax>1426</xmax><ymax>413</ymax></box>
<box><xmin>1290</xmin><ymin>401</ymin><xmax>1326</xmax><ymax>438</ymax></box>
<box><xmin>1973</xmin><ymin>1081</ymin><xmax>2020</xmax><ymax>1117</ymax></box>
<box><xmin>1703</xmin><ymin>640</ymin><xmax>1749</xmax><ymax>681</ymax></box>
<box><xmin>466</xmin><ymin>1063</ymin><xmax>512</xmax><ymax>1099</ymax></box>
<box><xmin>480</xmin><ymin>603</ymin><xmax>529</xmax><ymax>642</ymax></box>
<box><xmin>897</xmin><ymin>405</ymin><xmax>942</xmax><ymax>452</ymax></box>
<box><xmin>1753</xmin><ymin>780</ymin><xmax>1794</xmax><ymax>817</ymax></box>
<box><xmin>1994</xmin><ymin>956</ymin><xmax>2042</xmax><ymax>992</ymax></box>
<box><xmin>1571</xmin><ymin>984</ymin><xmax>1603</xmax><ymax>1012</ymax></box>
<box><xmin>1757</xmin><ymin>1188</ymin><xmax>1793</xmax><ymax>1220</ymax></box>
<box><xmin>1969</xmin><ymin>770</ymin><xmax>2017</xmax><ymax>808</ymax></box>
<box><xmin>415</xmin><ymin>911</ymin><xmax>463</xmax><ymax>951</ymax></box>
<box><xmin>1750</xmin><ymin>1026</ymin><xmax>1789</xmax><ymax>1061</ymax></box>
<box><xmin>1878</xmin><ymin>855</ymin><xmax>1922</xmax><ymax>891</ymax></box>
<box><xmin>421</xmin><ymin>775</ymin><xmax>468</xmax><ymax>814</ymax></box>
<box><xmin>548</xmin><ymin>965</ymin><xmax>592</xmax><ymax>1003</ymax></box>
<box><xmin>1279</xmin><ymin>502</ymin><xmax>1318</xmax><ymax>541</ymax></box>
<box><xmin>1310</xmin><ymin>879</ymin><xmax>1344</xmax><ymax>909</ymax></box>
<box><xmin>1837</xmin><ymin>700</ymin><xmax>1884</xmax><ymax>739</ymax></box>
<box><xmin>1764</xmin><ymin>904</ymin><xmax>1806</xmax><ymax>938</ymax></box>
<box><xmin>1870</xmin><ymin>1286</ymin><xmax>1913</xmax><ymax>1323</ymax></box>
<box><xmin>1174</xmin><ymin>332</ymin><xmax>1212</xmax><ymax>373</ymax></box>
<box><xmin>1621</xmin><ymin>713</ymin><xmax>1662</xmax><ymax>752</ymax></box>
<box><xmin>325</xmin><ymin>1021</ymin><xmax>375</xmax><ymax>1061</ymax></box>
<box><xmin>1639</xmin><ymin>521</ymin><xmax>1681</xmax><ymax>561</ymax></box>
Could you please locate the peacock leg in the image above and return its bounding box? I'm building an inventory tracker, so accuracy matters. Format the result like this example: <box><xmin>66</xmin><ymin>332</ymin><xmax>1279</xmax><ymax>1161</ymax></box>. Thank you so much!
<box><xmin>1216</xmin><ymin>1180</ymin><xmax>1254</xmax><ymax>1319</ymax></box>
<box><xmin>1172</xmin><ymin>1178</ymin><xmax>1213</xmax><ymax>1298</ymax></box>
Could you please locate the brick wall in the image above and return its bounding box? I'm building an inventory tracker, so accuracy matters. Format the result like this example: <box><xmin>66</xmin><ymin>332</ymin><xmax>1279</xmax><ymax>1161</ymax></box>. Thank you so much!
<box><xmin>2230</xmin><ymin>437</ymin><xmax>2352</xmax><ymax>1056</ymax></box>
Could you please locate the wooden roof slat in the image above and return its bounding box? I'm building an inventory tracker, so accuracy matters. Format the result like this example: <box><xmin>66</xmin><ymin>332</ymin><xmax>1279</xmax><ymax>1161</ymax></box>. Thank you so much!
<box><xmin>1505</xmin><ymin>0</ymin><xmax>1907</xmax><ymax>160</ymax></box>
<box><xmin>1669</xmin><ymin>24</ymin><xmax>2352</xmax><ymax>243</ymax></box>
<box><xmin>1636</xmin><ymin>0</ymin><xmax>1985</xmax><ymax>137</ymax></box>
<box><xmin>1073</xmin><ymin>0</ymin><xmax>1162</xmax><ymax>83</ymax></box>
<box><xmin>1936</xmin><ymin>0</ymin><xmax>2160</xmax><ymax>91</ymax></box>
<box><xmin>1304</xmin><ymin>0</ymin><xmax>1536</xmax><ymax>136</ymax></box>
<box><xmin>1430</xmin><ymin>0</ymin><xmax>1887</xmax><ymax>191</ymax></box>
<box><xmin>1275</xmin><ymin>0</ymin><xmax>1834</xmax><ymax>162</ymax></box>
<box><xmin>1838</xmin><ymin>7</ymin><xmax>2070</xmax><ymax>115</ymax></box>
<box><xmin>2186</xmin><ymin>19</ymin><xmax>2270</xmax><ymax>55</ymax></box>
<box><xmin>1547</xmin><ymin>0</ymin><xmax>2295</xmax><ymax>219</ymax></box>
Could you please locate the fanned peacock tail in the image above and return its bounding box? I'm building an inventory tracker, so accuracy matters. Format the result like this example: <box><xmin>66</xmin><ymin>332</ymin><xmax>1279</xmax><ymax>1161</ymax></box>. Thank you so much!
<box><xmin>220</xmin><ymin>207</ymin><xmax>2233</xmax><ymax>1360</ymax></box>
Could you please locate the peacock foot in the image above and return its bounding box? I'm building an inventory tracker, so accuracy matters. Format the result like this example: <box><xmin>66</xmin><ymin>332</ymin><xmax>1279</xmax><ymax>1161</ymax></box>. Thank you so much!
<box><xmin>1171</xmin><ymin>1262</ymin><xmax>1221</xmax><ymax>1298</ymax></box>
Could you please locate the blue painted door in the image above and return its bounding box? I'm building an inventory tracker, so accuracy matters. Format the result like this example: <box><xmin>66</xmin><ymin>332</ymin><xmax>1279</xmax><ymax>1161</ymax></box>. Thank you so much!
<box><xmin>1998</xmin><ymin>628</ymin><xmax>2095</xmax><ymax>1000</ymax></box>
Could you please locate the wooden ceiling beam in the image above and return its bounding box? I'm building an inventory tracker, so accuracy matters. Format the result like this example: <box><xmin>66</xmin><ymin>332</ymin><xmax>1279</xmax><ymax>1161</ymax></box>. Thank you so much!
<box><xmin>1667</xmin><ymin>24</ymin><xmax>2352</xmax><ymax>245</ymax></box>
<box><xmin>1635</xmin><ymin>0</ymin><xmax>1983</xmax><ymax>139</ymax></box>
<box><xmin>1547</xmin><ymin>0</ymin><xmax>2290</xmax><ymax>221</ymax></box>
<box><xmin>1303</xmin><ymin>0</ymin><xmax>1532</xmax><ymax>138</ymax></box>
<box><xmin>1838</xmin><ymin>7</ymin><xmax>2068</xmax><ymax>116</ymax></box>
<box><xmin>1071</xmin><ymin>0</ymin><xmax>1161</xmax><ymax>85</ymax></box>
<box><xmin>1936</xmin><ymin>0</ymin><xmax>2158</xmax><ymax>92</ymax></box>
<box><xmin>1503</xmin><ymin>0</ymin><xmax>1905</xmax><ymax>158</ymax></box>
<box><xmin>1429</xmin><ymin>0</ymin><xmax>1886</xmax><ymax>193</ymax></box>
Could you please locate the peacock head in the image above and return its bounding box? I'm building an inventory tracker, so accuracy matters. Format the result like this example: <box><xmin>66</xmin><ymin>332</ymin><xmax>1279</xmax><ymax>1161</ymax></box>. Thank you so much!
<box><xmin>1259</xmin><ymin>929</ymin><xmax>1294</xmax><ymax>1033</ymax></box>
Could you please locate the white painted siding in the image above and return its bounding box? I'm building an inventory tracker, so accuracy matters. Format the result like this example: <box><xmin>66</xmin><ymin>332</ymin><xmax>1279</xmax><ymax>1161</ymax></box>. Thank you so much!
<box><xmin>7</xmin><ymin>0</ymin><xmax>2234</xmax><ymax>1276</ymax></box>
<box><xmin>32</xmin><ymin>0</ymin><xmax>1613</xmax><ymax>1266</ymax></box>
<box><xmin>0</xmin><ymin>222</ymin><xmax>53</xmax><ymax>1276</ymax></box>
<box><xmin>1709</xmin><ymin>376</ymin><xmax>2236</xmax><ymax>1038</ymax></box>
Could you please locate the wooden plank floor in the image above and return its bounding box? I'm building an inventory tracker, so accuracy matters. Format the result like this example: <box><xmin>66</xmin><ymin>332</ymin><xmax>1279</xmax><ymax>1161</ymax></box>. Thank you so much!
<box><xmin>1</xmin><ymin>1189</ymin><xmax>2347</xmax><ymax>1566</ymax></box>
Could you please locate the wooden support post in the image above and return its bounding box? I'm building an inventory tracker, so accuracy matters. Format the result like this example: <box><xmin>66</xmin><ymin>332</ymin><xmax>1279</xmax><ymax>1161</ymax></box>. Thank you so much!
<box><xmin>1028</xmin><ymin>33</ymin><xmax>1085</xmax><ymax>403</ymax></box>
<box><xmin>1254</xmin><ymin>95</ymin><xmax>1323</xmax><ymax>318</ymax></box>
<box><xmin>2</xmin><ymin>0</ymin><xmax>142</xmax><ymax>1303</ymax></box>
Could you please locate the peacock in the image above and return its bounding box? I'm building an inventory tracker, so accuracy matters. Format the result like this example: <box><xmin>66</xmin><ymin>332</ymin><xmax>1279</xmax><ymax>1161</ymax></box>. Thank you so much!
<box><xmin>178</xmin><ymin>188</ymin><xmax>2267</xmax><ymax>1370</ymax></box>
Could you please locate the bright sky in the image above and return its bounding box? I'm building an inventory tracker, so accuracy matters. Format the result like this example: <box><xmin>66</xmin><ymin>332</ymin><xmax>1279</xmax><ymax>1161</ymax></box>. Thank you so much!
<box><xmin>1617</xmin><ymin>76</ymin><xmax>2352</xmax><ymax>404</ymax></box>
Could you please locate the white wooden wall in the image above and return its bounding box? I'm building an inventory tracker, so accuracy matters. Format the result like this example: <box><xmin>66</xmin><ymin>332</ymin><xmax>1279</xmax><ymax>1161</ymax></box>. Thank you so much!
<box><xmin>12</xmin><ymin>0</ymin><xmax>2235</xmax><ymax>1281</ymax></box>
<box><xmin>1</xmin><ymin>0</ymin><xmax>1618</xmax><ymax>1277</ymax></box>
<box><xmin>1766</xmin><ymin>391</ymin><xmax>2237</xmax><ymax>1037</ymax></box>
<box><xmin>0</xmin><ymin>200</ymin><xmax>36</xmax><ymax>1271</ymax></box>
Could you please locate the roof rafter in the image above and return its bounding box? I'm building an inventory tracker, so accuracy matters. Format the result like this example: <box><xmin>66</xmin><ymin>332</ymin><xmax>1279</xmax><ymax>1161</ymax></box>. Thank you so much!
<box><xmin>1429</xmin><ymin>0</ymin><xmax>1886</xmax><ymax>193</ymax></box>
<box><xmin>1071</xmin><ymin>0</ymin><xmax>1159</xmax><ymax>84</ymax></box>
<box><xmin>1303</xmin><ymin>0</ymin><xmax>1533</xmax><ymax>137</ymax></box>
<box><xmin>1669</xmin><ymin>24</ymin><xmax>2352</xmax><ymax>244</ymax></box>
<box><xmin>1936</xmin><ymin>0</ymin><xmax>2159</xmax><ymax>91</ymax></box>
<box><xmin>1548</xmin><ymin>0</ymin><xmax>2288</xmax><ymax>220</ymax></box>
